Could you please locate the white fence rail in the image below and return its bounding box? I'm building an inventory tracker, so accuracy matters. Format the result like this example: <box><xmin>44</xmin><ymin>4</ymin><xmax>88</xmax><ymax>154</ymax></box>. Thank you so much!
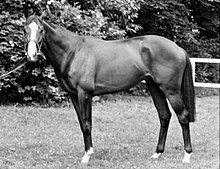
<box><xmin>190</xmin><ymin>58</ymin><xmax>220</xmax><ymax>88</ymax></box>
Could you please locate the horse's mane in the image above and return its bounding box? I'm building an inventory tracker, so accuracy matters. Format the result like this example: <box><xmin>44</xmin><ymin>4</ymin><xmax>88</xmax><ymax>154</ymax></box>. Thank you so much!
<box><xmin>45</xmin><ymin>21</ymin><xmax>78</xmax><ymax>37</ymax></box>
<box><xmin>26</xmin><ymin>15</ymin><xmax>77</xmax><ymax>36</ymax></box>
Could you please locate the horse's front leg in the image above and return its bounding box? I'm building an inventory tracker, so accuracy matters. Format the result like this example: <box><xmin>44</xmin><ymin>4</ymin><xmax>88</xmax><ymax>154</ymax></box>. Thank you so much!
<box><xmin>70</xmin><ymin>90</ymin><xmax>93</xmax><ymax>164</ymax></box>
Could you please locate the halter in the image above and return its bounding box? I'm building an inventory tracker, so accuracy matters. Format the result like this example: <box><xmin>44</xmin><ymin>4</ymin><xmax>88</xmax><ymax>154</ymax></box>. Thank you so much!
<box><xmin>24</xmin><ymin>23</ymin><xmax>45</xmax><ymax>58</ymax></box>
<box><xmin>0</xmin><ymin>20</ymin><xmax>46</xmax><ymax>79</ymax></box>
<box><xmin>0</xmin><ymin>57</ymin><xmax>27</xmax><ymax>79</ymax></box>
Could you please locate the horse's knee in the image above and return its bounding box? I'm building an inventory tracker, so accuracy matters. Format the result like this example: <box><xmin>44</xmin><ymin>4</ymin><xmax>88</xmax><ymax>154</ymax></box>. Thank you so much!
<box><xmin>177</xmin><ymin>109</ymin><xmax>190</xmax><ymax>124</ymax></box>
<box><xmin>82</xmin><ymin>121</ymin><xmax>92</xmax><ymax>134</ymax></box>
<box><xmin>160</xmin><ymin>113</ymin><xmax>172</xmax><ymax>127</ymax></box>
<box><xmin>167</xmin><ymin>94</ymin><xmax>189</xmax><ymax>124</ymax></box>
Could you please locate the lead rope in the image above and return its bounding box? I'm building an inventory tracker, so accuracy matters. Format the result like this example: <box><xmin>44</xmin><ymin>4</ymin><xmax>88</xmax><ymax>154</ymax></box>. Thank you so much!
<box><xmin>0</xmin><ymin>57</ymin><xmax>27</xmax><ymax>79</ymax></box>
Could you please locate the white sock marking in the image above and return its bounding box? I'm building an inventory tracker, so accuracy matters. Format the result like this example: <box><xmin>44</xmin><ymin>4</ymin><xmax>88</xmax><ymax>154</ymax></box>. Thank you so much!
<box><xmin>151</xmin><ymin>152</ymin><xmax>162</xmax><ymax>159</ymax></box>
<box><xmin>81</xmin><ymin>147</ymin><xmax>94</xmax><ymax>164</ymax></box>
<box><xmin>182</xmin><ymin>151</ymin><xmax>191</xmax><ymax>163</ymax></box>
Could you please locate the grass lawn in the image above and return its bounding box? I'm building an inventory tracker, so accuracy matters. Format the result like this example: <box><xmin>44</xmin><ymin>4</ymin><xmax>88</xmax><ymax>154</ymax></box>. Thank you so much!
<box><xmin>0</xmin><ymin>96</ymin><xmax>219</xmax><ymax>169</ymax></box>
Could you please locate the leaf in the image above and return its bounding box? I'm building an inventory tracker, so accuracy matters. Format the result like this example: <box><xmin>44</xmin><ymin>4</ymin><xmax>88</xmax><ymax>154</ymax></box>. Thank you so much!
<box><xmin>23</xmin><ymin>96</ymin><xmax>32</xmax><ymax>101</ymax></box>
<box><xmin>18</xmin><ymin>86</ymin><xmax>25</xmax><ymax>93</ymax></box>
<box><xmin>10</xmin><ymin>19</ymin><xmax>23</xmax><ymax>26</ymax></box>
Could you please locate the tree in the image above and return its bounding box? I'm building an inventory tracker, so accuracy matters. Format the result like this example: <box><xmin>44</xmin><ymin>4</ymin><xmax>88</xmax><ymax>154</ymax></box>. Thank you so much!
<box><xmin>136</xmin><ymin>0</ymin><xmax>195</xmax><ymax>43</ymax></box>
<box><xmin>0</xmin><ymin>0</ymin><xmax>219</xmax><ymax>104</ymax></box>
<box><xmin>187</xmin><ymin>0</ymin><xmax>220</xmax><ymax>38</ymax></box>
<box><xmin>0</xmin><ymin>0</ymin><xmax>142</xmax><ymax>103</ymax></box>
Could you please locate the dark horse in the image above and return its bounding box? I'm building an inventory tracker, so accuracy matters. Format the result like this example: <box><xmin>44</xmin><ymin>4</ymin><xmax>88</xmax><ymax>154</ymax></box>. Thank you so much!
<box><xmin>24</xmin><ymin>14</ymin><xmax>195</xmax><ymax>163</ymax></box>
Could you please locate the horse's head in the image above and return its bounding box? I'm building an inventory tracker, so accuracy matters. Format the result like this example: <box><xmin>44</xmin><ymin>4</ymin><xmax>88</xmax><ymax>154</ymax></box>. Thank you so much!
<box><xmin>24</xmin><ymin>14</ymin><xmax>45</xmax><ymax>62</ymax></box>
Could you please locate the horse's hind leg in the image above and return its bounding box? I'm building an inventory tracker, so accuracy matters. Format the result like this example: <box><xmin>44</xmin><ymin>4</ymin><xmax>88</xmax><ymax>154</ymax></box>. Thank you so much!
<box><xmin>147</xmin><ymin>79</ymin><xmax>172</xmax><ymax>159</ymax></box>
<box><xmin>167</xmin><ymin>92</ymin><xmax>192</xmax><ymax>163</ymax></box>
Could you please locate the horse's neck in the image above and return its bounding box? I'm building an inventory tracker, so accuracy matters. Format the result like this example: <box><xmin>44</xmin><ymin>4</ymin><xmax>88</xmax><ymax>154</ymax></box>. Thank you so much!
<box><xmin>41</xmin><ymin>22</ymin><xmax>76</xmax><ymax>71</ymax></box>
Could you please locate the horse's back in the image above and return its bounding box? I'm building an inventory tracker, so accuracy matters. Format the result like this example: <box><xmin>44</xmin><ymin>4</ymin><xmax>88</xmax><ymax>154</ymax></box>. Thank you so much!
<box><xmin>65</xmin><ymin>35</ymin><xmax>186</xmax><ymax>95</ymax></box>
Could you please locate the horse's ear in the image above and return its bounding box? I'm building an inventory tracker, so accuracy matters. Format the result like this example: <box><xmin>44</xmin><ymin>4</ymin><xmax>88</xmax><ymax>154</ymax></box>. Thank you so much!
<box><xmin>39</xmin><ymin>5</ymin><xmax>52</xmax><ymax>20</ymax></box>
<box><xmin>45</xmin><ymin>5</ymin><xmax>52</xmax><ymax>16</ymax></box>
<box><xmin>39</xmin><ymin>11</ymin><xmax>47</xmax><ymax>20</ymax></box>
<box><xmin>24</xmin><ymin>0</ymin><xmax>29</xmax><ymax>19</ymax></box>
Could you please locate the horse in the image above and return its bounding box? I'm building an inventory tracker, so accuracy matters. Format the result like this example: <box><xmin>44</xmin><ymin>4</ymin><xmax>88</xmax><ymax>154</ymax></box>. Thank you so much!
<box><xmin>24</xmin><ymin>14</ymin><xmax>196</xmax><ymax>164</ymax></box>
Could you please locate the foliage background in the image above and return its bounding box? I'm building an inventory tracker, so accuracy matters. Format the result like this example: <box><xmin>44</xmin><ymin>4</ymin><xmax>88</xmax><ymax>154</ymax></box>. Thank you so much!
<box><xmin>0</xmin><ymin>0</ymin><xmax>219</xmax><ymax>104</ymax></box>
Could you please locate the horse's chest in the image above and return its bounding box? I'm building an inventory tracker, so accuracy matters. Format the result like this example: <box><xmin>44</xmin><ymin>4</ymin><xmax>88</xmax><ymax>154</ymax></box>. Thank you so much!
<box><xmin>53</xmin><ymin>68</ymin><xmax>79</xmax><ymax>94</ymax></box>
<box><xmin>60</xmin><ymin>67</ymin><xmax>95</xmax><ymax>94</ymax></box>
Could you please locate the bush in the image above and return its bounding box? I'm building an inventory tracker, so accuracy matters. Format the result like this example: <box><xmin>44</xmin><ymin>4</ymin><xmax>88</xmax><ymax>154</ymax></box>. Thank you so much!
<box><xmin>0</xmin><ymin>0</ymin><xmax>219</xmax><ymax>104</ymax></box>
<box><xmin>0</xmin><ymin>0</ymin><xmax>142</xmax><ymax>104</ymax></box>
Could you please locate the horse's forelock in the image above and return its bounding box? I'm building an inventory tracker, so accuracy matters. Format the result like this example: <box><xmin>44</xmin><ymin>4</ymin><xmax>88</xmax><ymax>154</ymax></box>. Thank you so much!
<box><xmin>26</xmin><ymin>15</ymin><xmax>41</xmax><ymax>26</ymax></box>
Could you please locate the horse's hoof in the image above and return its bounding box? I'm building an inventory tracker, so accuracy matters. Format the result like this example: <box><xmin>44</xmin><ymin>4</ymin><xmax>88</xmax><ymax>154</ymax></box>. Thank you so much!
<box><xmin>81</xmin><ymin>147</ymin><xmax>94</xmax><ymax>164</ymax></box>
<box><xmin>182</xmin><ymin>151</ymin><xmax>191</xmax><ymax>163</ymax></box>
<box><xmin>151</xmin><ymin>152</ymin><xmax>162</xmax><ymax>159</ymax></box>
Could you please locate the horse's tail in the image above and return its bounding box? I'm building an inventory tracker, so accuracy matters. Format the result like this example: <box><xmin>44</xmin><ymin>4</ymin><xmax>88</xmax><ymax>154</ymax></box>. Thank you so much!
<box><xmin>181</xmin><ymin>52</ymin><xmax>196</xmax><ymax>122</ymax></box>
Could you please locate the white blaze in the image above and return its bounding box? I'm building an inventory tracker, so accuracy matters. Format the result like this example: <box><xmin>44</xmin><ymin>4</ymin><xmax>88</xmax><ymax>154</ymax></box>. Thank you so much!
<box><xmin>27</xmin><ymin>22</ymin><xmax>39</xmax><ymax>61</ymax></box>
<box><xmin>27</xmin><ymin>41</ymin><xmax>37</xmax><ymax>61</ymax></box>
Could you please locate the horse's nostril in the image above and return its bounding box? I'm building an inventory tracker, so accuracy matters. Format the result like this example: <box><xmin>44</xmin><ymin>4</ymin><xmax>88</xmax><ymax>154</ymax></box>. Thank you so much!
<box><xmin>28</xmin><ymin>57</ymin><xmax>37</xmax><ymax>62</ymax></box>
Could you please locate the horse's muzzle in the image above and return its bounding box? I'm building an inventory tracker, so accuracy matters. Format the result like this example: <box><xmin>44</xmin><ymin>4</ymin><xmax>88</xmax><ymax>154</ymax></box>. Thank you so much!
<box><xmin>27</xmin><ymin>41</ymin><xmax>37</xmax><ymax>62</ymax></box>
